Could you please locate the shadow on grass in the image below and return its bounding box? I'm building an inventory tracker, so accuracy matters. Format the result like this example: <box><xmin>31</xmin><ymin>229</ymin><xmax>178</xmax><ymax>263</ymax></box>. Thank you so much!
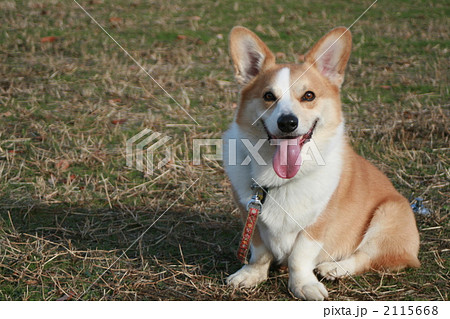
<box><xmin>0</xmin><ymin>199</ymin><xmax>253</xmax><ymax>300</ymax></box>
<box><xmin>1</xmin><ymin>199</ymin><xmax>447</xmax><ymax>301</ymax></box>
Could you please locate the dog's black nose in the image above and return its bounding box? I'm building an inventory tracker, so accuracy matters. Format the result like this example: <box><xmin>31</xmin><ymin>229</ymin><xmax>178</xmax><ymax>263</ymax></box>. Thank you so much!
<box><xmin>277</xmin><ymin>114</ymin><xmax>298</xmax><ymax>133</ymax></box>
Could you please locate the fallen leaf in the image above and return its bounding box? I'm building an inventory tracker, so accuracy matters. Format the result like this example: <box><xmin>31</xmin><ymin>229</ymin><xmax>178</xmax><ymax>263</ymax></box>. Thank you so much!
<box><xmin>40</xmin><ymin>36</ymin><xmax>57</xmax><ymax>43</ymax></box>
<box><xmin>109</xmin><ymin>17</ymin><xmax>122</xmax><ymax>23</ymax></box>
<box><xmin>276</xmin><ymin>52</ymin><xmax>286</xmax><ymax>59</ymax></box>
<box><xmin>32</xmin><ymin>134</ymin><xmax>44</xmax><ymax>141</ymax></box>
<box><xmin>56</xmin><ymin>159</ymin><xmax>70</xmax><ymax>171</ymax></box>
<box><xmin>380</xmin><ymin>85</ymin><xmax>392</xmax><ymax>89</ymax></box>
<box><xmin>403</xmin><ymin>111</ymin><xmax>413</xmax><ymax>119</ymax></box>
<box><xmin>0</xmin><ymin>111</ymin><xmax>12</xmax><ymax>118</ymax></box>
<box><xmin>177</xmin><ymin>34</ymin><xmax>187</xmax><ymax>40</ymax></box>
<box><xmin>8</xmin><ymin>150</ymin><xmax>23</xmax><ymax>154</ymax></box>
<box><xmin>62</xmin><ymin>174</ymin><xmax>76</xmax><ymax>184</ymax></box>
<box><xmin>108</xmin><ymin>98</ymin><xmax>122</xmax><ymax>105</ymax></box>
<box><xmin>297</xmin><ymin>54</ymin><xmax>305</xmax><ymax>62</ymax></box>
<box><xmin>111</xmin><ymin>119</ymin><xmax>127</xmax><ymax>125</ymax></box>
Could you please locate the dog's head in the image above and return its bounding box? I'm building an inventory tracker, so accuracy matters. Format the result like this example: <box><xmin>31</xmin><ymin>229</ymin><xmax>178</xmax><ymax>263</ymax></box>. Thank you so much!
<box><xmin>229</xmin><ymin>26</ymin><xmax>352</xmax><ymax>179</ymax></box>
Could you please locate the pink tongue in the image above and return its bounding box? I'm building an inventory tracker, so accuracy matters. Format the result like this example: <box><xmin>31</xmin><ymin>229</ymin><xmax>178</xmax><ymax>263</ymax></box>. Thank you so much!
<box><xmin>273</xmin><ymin>137</ymin><xmax>302</xmax><ymax>179</ymax></box>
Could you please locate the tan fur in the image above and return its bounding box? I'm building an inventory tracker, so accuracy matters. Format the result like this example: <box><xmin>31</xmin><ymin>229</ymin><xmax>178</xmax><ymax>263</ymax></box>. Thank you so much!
<box><xmin>305</xmin><ymin>27</ymin><xmax>352</xmax><ymax>87</ymax></box>
<box><xmin>226</xmin><ymin>26</ymin><xmax>420</xmax><ymax>298</ymax></box>
<box><xmin>307</xmin><ymin>144</ymin><xmax>420</xmax><ymax>272</ymax></box>
<box><xmin>229</xmin><ymin>27</ymin><xmax>275</xmax><ymax>86</ymax></box>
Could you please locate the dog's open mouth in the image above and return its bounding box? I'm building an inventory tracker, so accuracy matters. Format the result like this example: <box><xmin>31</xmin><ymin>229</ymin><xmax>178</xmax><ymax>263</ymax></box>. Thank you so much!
<box><xmin>262</xmin><ymin>119</ymin><xmax>318</xmax><ymax>179</ymax></box>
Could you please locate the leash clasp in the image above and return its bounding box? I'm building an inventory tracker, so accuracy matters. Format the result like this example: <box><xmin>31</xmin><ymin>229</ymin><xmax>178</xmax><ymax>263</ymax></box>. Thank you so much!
<box><xmin>246</xmin><ymin>194</ymin><xmax>262</xmax><ymax>211</ymax></box>
<box><xmin>246</xmin><ymin>182</ymin><xmax>267</xmax><ymax>211</ymax></box>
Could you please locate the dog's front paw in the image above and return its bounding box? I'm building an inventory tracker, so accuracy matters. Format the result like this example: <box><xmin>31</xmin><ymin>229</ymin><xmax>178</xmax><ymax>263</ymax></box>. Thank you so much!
<box><xmin>316</xmin><ymin>261</ymin><xmax>349</xmax><ymax>280</ymax></box>
<box><xmin>288</xmin><ymin>278</ymin><xmax>328</xmax><ymax>301</ymax></box>
<box><xmin>227</xmin><ymin>265</ymin><xmax>268</xmax><ymax>288</ymax></box>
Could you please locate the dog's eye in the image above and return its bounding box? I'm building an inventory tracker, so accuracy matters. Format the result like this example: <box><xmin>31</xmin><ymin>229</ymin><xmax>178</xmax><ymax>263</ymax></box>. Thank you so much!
<box><xmin>263</xmin><ymin>91</ymin><xmax>277</xmax><ymax>102</ymax></box>
<box><xmin>301</xmin><ymin>91</ymin><xmax>315</xmax><ymax>102</ymax></box>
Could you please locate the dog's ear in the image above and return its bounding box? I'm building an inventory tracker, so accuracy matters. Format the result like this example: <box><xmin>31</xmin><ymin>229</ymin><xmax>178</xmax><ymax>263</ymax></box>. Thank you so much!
<box><xmin>229</xmin><ymin>26</ymin><xmax>275</xmax><ymax>85</ymax></box>
<box><xmin>305</xmin><ymin>27</ymin><xmax>352</xmax><ymax>88</ymax></box>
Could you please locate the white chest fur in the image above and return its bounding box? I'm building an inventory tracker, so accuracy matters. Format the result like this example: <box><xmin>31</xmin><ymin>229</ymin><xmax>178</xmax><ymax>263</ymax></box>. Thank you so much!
<box><xmin>223</xmin><ymin>122</ymin><xmax>344</xmax><ymax>262</ymax></box>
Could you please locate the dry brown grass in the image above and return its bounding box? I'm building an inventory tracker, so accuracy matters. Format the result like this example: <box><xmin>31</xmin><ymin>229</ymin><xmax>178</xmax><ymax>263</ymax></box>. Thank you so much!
<box><xmin>0</xmin><ymin>0</ymin><xmax>448</xmax><ymax>300</ymax></box>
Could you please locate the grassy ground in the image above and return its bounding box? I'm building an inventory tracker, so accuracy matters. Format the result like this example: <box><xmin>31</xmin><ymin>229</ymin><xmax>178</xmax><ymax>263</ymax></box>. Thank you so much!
<box><xmin>0</xmin><ymin>0</ymin><xmax>448</xmax><ymax>300</ymax></box>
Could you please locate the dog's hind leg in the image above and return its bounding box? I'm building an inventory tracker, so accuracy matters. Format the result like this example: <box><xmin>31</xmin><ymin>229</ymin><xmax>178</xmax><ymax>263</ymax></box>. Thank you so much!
<box><xmin>316</xmin><ymin>251</ymin><xmax>370</xmax><ymax>280</ymax></box>
<box><xmin>317</xmin><ymin>198</ymin><xmax>420</xmax><ymax>280</ymax></box>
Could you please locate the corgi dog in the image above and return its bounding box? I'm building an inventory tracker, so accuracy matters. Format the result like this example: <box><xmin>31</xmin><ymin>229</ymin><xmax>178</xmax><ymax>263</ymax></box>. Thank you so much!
<box><xmin>223</xmin><ymin>26</ymin><xmax>420</xmax><ymax>300</ymax></box>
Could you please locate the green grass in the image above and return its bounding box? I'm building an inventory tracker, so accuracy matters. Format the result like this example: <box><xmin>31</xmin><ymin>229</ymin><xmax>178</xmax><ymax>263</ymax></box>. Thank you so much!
<box><xmin>0</xmin><ymin>0</ymin><xmax>448</xmax><ymax>300</ymax></box>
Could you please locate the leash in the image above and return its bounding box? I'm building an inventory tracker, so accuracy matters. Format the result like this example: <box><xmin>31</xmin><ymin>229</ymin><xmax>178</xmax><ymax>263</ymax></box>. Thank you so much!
<box><xmin>237</xmin><ymin>183</ymin><xmax>268</xmax><ymax>264</ymax></box>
